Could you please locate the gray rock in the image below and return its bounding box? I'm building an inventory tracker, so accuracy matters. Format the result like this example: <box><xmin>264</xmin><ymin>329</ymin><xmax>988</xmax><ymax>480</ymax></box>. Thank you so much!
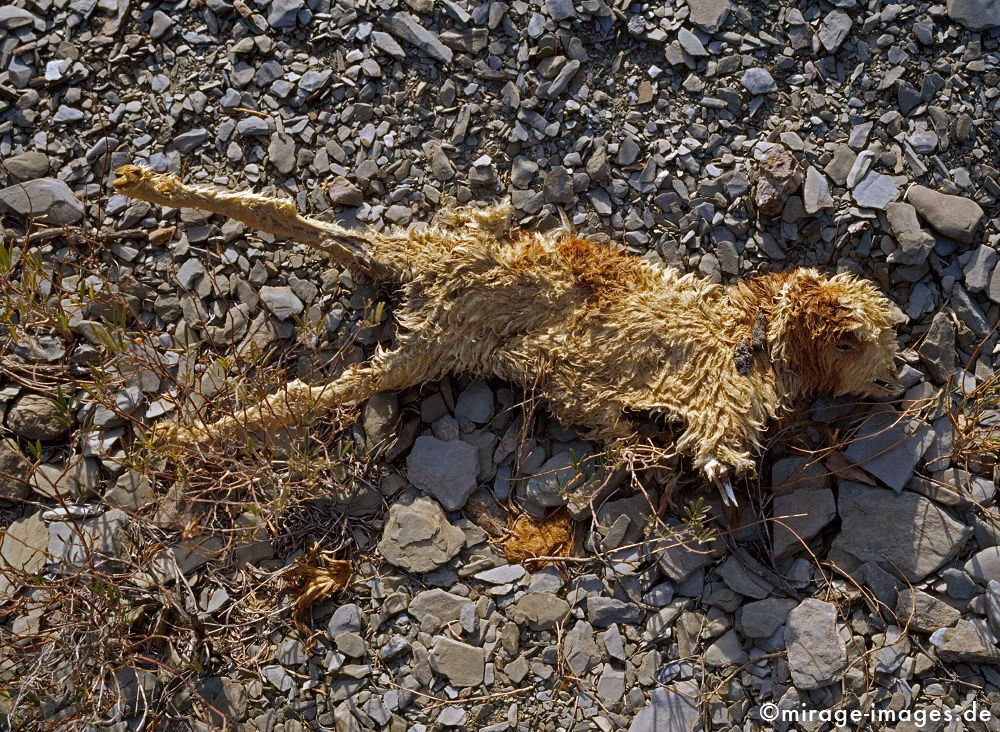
<box><xmin>523</xmin><ymin>451</ymin><xmax>585</xmax><ymax>508</ymax></box>
<box><xmin>0</xmin><ymin>442</ymin><xmax>31</xmax><ymax>501</ymax></box>
<box><xmin>564</xmin><ymin>620</ymin><xmax>601</xmax><ymax>676</ymax></box>
<box><xmin>843</xmin><ymin>408</ymin><xmax>933</xmax><ymax>491</ymax></box>
<box><xmin>628</xmin><ymin>681</ymin><xmax>700</xmax><ymax>732</ymax></box>
<box><xmin>473</xmin><ymin>564</ymin><xmax>524</xmax><ymax>584</ymax></box>
<box><xmin>917</xmin><ymin>311</ymin><xmax>956</xmax><ymax>383</ymax></box>
<box><xmin>377</xmin><ymin>496</ymin><xmax>465</xmax><ymax>573</ymax></box>
<box><xmin>824</xmin><ymin>144</ymin><xmax>856</xmax><ymax>186</ymax></box>
<box><xmin>946</xmin><ymin>0</ymin><xmax>1000</xmax><ymax>30</ymax></box>
<box><xmin>47</xmin><ymin>509</ymin><xmax>128</xmax><ymax>566</ymax></box>
<box><xmin>655</xmin><ymin>519</ymin><xmax>714</xmax><ymax>582</ymax></box>
<box><xmin>586</xmin><ymin>597</ymin><xmax>641</xmax><ymax>627</ymax></box>
<box><xmin>0</xmin><ymin>6</ymin><xmax>39</xmax><ymax>28</ymax></box>
<box><xmin>429</xmin><ymin>637</ymin><xmax>484</xmax><ymax>687</ymax></box>
<box><xmin>267</xmin><ymin>133</ymin><xmax>296</xmax><ymax>176</ymax></box>
<box><xmin>0</xmin><ymin>512</ymin><xmax>49</xmax><ymax>599</ymax></box>
<box><xmin>852</xmin><ymin>171</ymin><xmax>899</xmax><ymax>210</ymax></box>
<box><xmin>173</xmin><ymin>129</ymin><xmax>210</xmax><ymax>154</ymax></box>
<box><xmin>327</xmin><ymin>176</ymin><xmax>363</xmax><ymax>207</ymax></box>
<box><xmin>895</xmin><ymin>588</ymin><xmax>960</xmax><ymax>633</ymax></box>
<box><xmin>372</xmin><ymin>31</ymin><xmax>405</xmax><ymax>57</ymax></box>
<box><xmin>0</xmin><ymin>178</ymin><xmax>84</xmax><ymax>224</ymax></box>
<box><xmin>785</xmin><ymin>599</ymin><xmax>847</xmax><ymax>690</ymax></box>
<box><xmin>740</xmin><ymin>68</ymin><xmax>776</xmax><ymax>95</ymax></box>
<box><xmin>965</xmin><ymin>546</ymin><xmax>1000</xmax><ymax>584</ymax></box>
<box><xmin>677</xmin><ymin>28</ymin><xmax>707</xmax><ymax>56</ymax></box>
<box><xmin>988</xmin><ymin>581</ymin><xmax>1000</xmax><ymax>636</ymax></box>
<box><xmin>704</xmin><ymin>629</ymin><xmax>748</xmax><ymax>667</ymax></box>
<box><xmin>454</xmin><ymin>381</ymin><xmax>493</xmax><ymax>424</ymax></box>
<box><xmin>259</xmin><ymin>286</ymin><xmax>303</xmax><ymax>320</ymax></box>
<box><xmin>716</xmin><ymin>555</ymin><xmax>773</xmax><ymax>599</ymax></box>
<box><xmin>963</xmin><ymin>245</ymin><xmax>997</xmax><ymax>293</ymax></box>
<box><xmin>511</xmin><ymin>592</ymin><xmax>570</xmax><ymax>630</ymax></box>
<box><xmin>3</xmin><ymin>151</ymin><xmax>50</xmax><ymax>181</ymax></box>
<box><xmin>267</xmin><ymin>0</ymin><xmax>303</xmax><ymax>28</ymax></box>
<box><xmin>149</xmin><ymin>9</ymin><xmax>174</xmax><ymax>38</ymax></box>
<box><xmin>831</xmin><ymin>481</ymin><xmax>971</xmax><ymax>582</ymax></box>
<box><xmin>7</xmin><ymin>393</ymin><xmax>71</xmax><ymax>441</ymax></box>
<box><xmin>596</xmin><ymin>666</ymin><xmax>625</xmax><ymax>703</ymax></box>
<box><xmin>105</xmin><ymin>472</ymin><xmax>154</xmax><ymax>511</ymax></box>
<box><xmin>818</xmin><ymin>9</ymin><xmax>852</xmax><ymax>52</ymax></box>
<box><xmin>409</xmin><ymin>589</ymin><xmax>470</xmax><ymax>628</ymax></box>
<box><xmin>406</xmin><ymin>435</ymin><xmax>479</xmax><ymax>511</ymax></box>
<box><xmin>802</xmin><ymin>166</ymin><xmax>833</xmax><ymax>214</ymax></box>
<box><xmin>543</xmin><ymin>167</ymin><xmax>575</xmax><ymax>205</ymax></box>
<box><xmin>261</xmin><ymin>665</ymin><xmax>293</xmax><ymax>692</ymax></box>
<box><xmin>616</xmin><ymin>138</ymin><xmax>640</xmax><ymax>166</ymax></box>
<box><xmin>886</xmin><ymin>202</ymin><xmax>935</xmax><ymax>265</ymax></box>
<box><xmin>739</xmin><ymin>598</ymin><xmax>797</xmax><ymax>638</ymax></box>
<box><xmin>687</xmin><ymin>0</ymin><xmax>730</xmax><ymax>33</ymax></box>
<box><xmin>930</xmin><ymin>619</ymin><xmax>1000</xmax><ymax>663</ymax></box>
<box><xmin>382</xmin><ymin>12</ymin><xmax>453</xmax><ymax>64</ymax></box>
<box><xmin>906</xmin><ymin>185</ymin><xmax>984</xmax><ymax>243</ymax></box>
<box><xmin>773</xmin><ymin>482</ymin><xmax>833</xmax><ymax>557</ymax></box>
<box><xmin>546</xmin><ymin>0</ymin><xmax>576</xmax><ymax>21</ymax></box>
<box><xmin>327</xmin><ymin>603</ymin><xmax>363</xmax><ymax>635</ymax></box>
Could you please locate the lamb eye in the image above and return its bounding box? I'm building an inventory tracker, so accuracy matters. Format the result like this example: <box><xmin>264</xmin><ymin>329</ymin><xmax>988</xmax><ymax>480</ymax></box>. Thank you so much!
<box><xmin>836</xmin><ymin>342</ymin><xmax>857</xmax><ymax>352</ymax></box>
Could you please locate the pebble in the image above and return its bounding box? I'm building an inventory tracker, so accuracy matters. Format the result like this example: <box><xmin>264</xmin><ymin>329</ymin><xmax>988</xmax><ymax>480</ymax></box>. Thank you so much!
<box><xmin>429</xmin><ymin>637</ymin><xmax>485</xmax><ymax>687</ymax></box>
<box><xmin>905</xmin><ymin>185</ymin><xmax>984</xmax><ymax>243</ymax></box>
<box><xmin>406</xmin><ymin>435</ymin><xmax>480</xmax><ymax>511</ymax></box>
<box><xmin>852</xmin><ymin>171</ymin><xmax>899</xmax><ymax>210</ymax></box>
<box><xmin>785</xmin><ymin>599</ymin><xmax>847</xmax><ymax>690</ymax></box>
<box><xmin>377</xmin><ymin>496</ymin><xmax>465</xmax><ymax>573</ymax></box>
<box><xmin>740</xmin><ymin>68</ymin><xmax>776</xmax><ymax>95</ymax></box>
<box><xmin>0</xmin><ymin>178</ymin><xmax>84</xmax><ymax>224</ymax></box>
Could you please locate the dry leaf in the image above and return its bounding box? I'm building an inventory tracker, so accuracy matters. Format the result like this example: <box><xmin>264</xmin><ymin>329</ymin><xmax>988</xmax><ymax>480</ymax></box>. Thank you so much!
<box><xmin>502</xmin><ymin>508</ymin><xmax>573</xmax><ymax>565</ymax></box>
<box><xmin>288</xmin><ymin>545</ymin><xmax>352</xmax><ymax>622</ymax></box>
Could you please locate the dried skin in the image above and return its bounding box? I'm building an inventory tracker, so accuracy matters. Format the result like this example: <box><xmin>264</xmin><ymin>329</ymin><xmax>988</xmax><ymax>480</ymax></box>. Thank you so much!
<box><xmin>288</xmin><ymin>551</ymin><xmax>352</xmax><ymax>622</ymax></box>
<box><xmin>502</xmin><ymin>509</ymin><xmax>574</xmax><ymax>564</ymax></box>
<box><xmin>114</xmin><ymin>165</ymin><xmax>901</xmax><ymax>483</ymax></box>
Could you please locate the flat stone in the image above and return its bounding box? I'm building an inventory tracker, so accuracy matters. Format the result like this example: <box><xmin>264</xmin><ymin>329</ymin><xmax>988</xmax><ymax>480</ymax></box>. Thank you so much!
<box><xmin>802</xmin><ymin>166</ymin><xmax>833</xmax><ymax>214</ymax></box>
<box><xmin>542</xmin><ymin>166</ymin><xmax>575</xmax><ymax>205</ymax></box>
<box><xmin>7</xmin><ymin>393</ymin><xmax>71</xmax><ymax>441</ymax></box>
<box><xmin>677</xmin><ymin>27</ymin><xmax>707</xmax><ymax>56</ymax></box>
<box><xmin>454</xmin><ymin>381</ymin><xmax>493</xmax><ymax>424</ymax></box>
<box><xmin>818</xmin><ymin>9</ymin><xmax>852</xmax><ymax>52</ymax></box>
<box><xmin>628</xmin><ymin>681</ymin><xmax>700</xmax><ymax>732</ymax></box>
<box><xmin>687</xmin><ymin>0</ymin><xmax>730</xmax><ymax>33</ymax></box>
<box><xmin>3</xmin><ymin>151</ymin><xmax>50</xmax><ymax>181</ymax></box>
<box><xmin>946</xmin><ymin>0</ymin><xmax>1000</xmax><ymax>30</ymax></box>
<box><xmin>409</xmin><ymin>589</ymin><xmax>470</xmax><ymax>627</ymax></box>
<box><xmin>0</xmin><ymin>442</ymin><xmax>31</xmax><ymax>501</ymax></box>
<box><xmin>896</xmin><ymin>588</ymin><xmax>961</xmax><ymax>633</ymax></box>
<box><xmin>546</xmin><ymin>0</ymin><xmax>576</xmax><ymax>21</ymax></box>
<box><xmin>564</xmin><ymin>620</ymin><xmax>601</xmax><ymax>676</ymax></box>
<box><xmin>327</xmin><ymin>176</ymin><xmax>363</xmax><ymax>207</ymax></box>
<box><xmin>511</xmin><ymin>592</ymin><xmax>570</xmax><ymax>630</ymax></box>
<box><xmin>917</xmin><ymin>311</ymin><xmax>956</xmax><ymax>384</ymax></box>
<box><xmin>259</xmin><ymin>286</ymin><xmax>303</xmax><ymax>320</ymax></box>
<box><xmin>0</xmin><ymin>178</ymin><xmax>84</xmax><ymax>224</ymax></box>
<box><xmin>429</xmin><ymin>637</ymin><xmax>484</xmax><ymax>687</ymax></box>
<box><xmin>965</xmin><ymin>546</ymin><xmax>1000</xmax><ymax>585</ymax></box>
<box><xmin>740</xmin><ymin>67</ymin><xmax>776</xmax><ymax>95</ymax></box>
<box><xmin>771</xmin><ymin>484</ymin><xmax>836</xmax><ymax>558</ymax></box>
<box><xmin>964</xmin><ymin>245</ymin><xmax>997</xmax><ymax>293</ymax></box>
<box><xmin>831</xmin><ymin>481</ymin><xmax>972</xmax><ymax>582</ymax></box>
<box><xmin>930</xmin><ymin>619</ymin><xmax>1000</xmax><ymax>663</ymax></box>
<box><xmin>406</xmin><ymin>435</ymin><xmax>479</xmax><ymax>511</ymax></box>
<box><xmin>149</xmin><ymin>9</ymin><xmax>173</xmax><ymax>38</ymax></box>
<box><xmin>852</xmin><ymin>171</ymin><xmax>899</xmax><ymax>210</ymax></box>
<box><xmin>785</xmin><ymin>599</ymin><xmax>847</xmax><ymax>690</ymax></box>
<box><xmin>327</xmin><ymin>604</ymin><xmax>363</xmax><ymax>635</ymax></box>
<box><xmin>739</xmin><ymin>598</ymin><xmax>797</xmax><ymax>638</ymax></box>
<box><xmin>377</xmin><ymin>496</ymin><xmax>465</xmax><ymax>573</ymax></box>
<box><xmin>473</xmin><ymin>564</ymin><xmax>524</xmax><ymax>584</ymax></box>
<box><xmin>586</xmin><ymin>596</ymin><xmax>641</xmax><ymax>627</ymax></box>
<box><xmin>824</xmin><ymin>144</ymin><xmax>856</xmax><ymax>186</ymax></box>
<box><xmin>906</xmin><ymin>185</ymin><xmax>984</xmax><ymax>243</ymax></box>
<box><xmin>843</xmin><ymin>409</ymin><xmax>932</xmax><ymax>493</ymax></box>
<box><xmin>655</xmin><ymin>519</ymin><xmax>714</xmax><ymax>582</ymax></box>
<box><xmin>267</xmin><ymin>0</ymin><xmax>303</xmax><ymax>28</ymax></box>
<box><xmin>0</xmin><ymin>6</ymin><xmax>39</xmax><ymax>28</ymax></box>
<box><xmin>382</xmin><ymin>12</ymin><xmax>453</xmax><ymax>64</ymax></box>
<box><xmin>0</xmin><ymin>512</ymin><xmax>49</xmax><ymax>600</ymax></box>
<box><xmin>886</xmin><ymin>201</ymin><xmax>935</xmax><ymax>265</ymax></box>
<box><xmin>705</xmin><ymin>629</ymin><xmax>748</xmax><ymax>667</ymax></box>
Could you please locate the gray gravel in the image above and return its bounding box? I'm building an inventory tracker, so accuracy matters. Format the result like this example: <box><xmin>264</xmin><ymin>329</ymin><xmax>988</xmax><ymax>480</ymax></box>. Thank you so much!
<box><xmin>1</xmin><ymin>0</ymin><xmax>1000</xmax><ymax>728</ymax></box>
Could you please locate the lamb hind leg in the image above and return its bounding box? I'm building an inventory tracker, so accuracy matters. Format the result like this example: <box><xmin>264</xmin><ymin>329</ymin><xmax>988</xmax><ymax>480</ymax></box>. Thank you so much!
<box><xmin>152</xmin><ymin>348</ymin><xmax>439</xmax><ymax>448</ymax></box>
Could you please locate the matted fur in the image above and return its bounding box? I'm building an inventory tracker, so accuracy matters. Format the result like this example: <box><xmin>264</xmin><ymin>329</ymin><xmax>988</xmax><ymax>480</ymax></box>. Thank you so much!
<box><xmin>113</xmin><ymin>165</ymin><xmax>901</xmax><ymax>483</ymax></box>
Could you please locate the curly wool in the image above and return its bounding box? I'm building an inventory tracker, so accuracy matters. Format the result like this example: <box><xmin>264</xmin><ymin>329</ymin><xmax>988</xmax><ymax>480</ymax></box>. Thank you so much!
<box><xmin>113</xmin><ymin>165</ymin><xmax>901</xmax><ymax>479</ymax></box>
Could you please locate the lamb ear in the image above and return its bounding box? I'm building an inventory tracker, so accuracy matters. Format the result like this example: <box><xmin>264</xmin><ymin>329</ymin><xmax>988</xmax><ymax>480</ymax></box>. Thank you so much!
<box><xmin>786</xmin><ymin>272</ymin><xmax>862</xmax><ymax>340</ymax></box>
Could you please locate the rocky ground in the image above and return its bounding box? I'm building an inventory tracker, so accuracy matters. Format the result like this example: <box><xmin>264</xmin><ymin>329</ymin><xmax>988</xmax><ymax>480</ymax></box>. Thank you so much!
<box><xmin>1</xmin><ymin>0</ymin><xmax>1000</xmax><ymax>729</ymax></box>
